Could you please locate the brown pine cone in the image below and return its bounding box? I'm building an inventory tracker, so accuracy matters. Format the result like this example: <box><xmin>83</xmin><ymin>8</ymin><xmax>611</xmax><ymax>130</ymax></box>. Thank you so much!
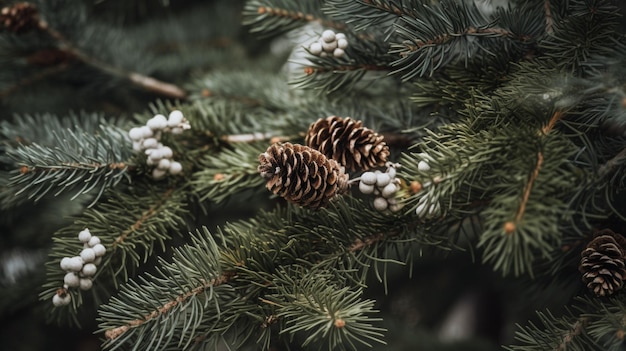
<box><xmin>258</xmin><ymin>142</ymin><xmax>349</xmax><ymax>209</ymax></box>
<box><xmin>579</xmin><ymin>229</ymin><xmax>626</xmax><ymax>297</ymax></box>
<box><xmin>0</xmin><ymin>3</ymin><xmax>39</xmax><ymax>34</ymax></box>
<box><xmin>305</xmin><ymin>116</ymin><xmax>389</xmax><ymax>172</ymax></box>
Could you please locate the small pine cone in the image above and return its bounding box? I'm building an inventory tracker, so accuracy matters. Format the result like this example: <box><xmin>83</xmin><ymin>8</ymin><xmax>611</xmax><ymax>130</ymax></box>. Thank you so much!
<box><xmin>579</xmin><ymin>229</ymin><xmax>626</xmax><ymax>297</ymax></box>
<box><xmin>258</xmin><ymin>142</ymin><xmax>349</xmax><ymax>209</ymax></box>
<box><xmin>0</xmin><ymin>3</ymin><xmax>39</xmax><ymax>34</ymax></box>
<box><xmin>305</xmin><ymin>116</ymin><xmax>390</xmax><ymax>172</ymax></box>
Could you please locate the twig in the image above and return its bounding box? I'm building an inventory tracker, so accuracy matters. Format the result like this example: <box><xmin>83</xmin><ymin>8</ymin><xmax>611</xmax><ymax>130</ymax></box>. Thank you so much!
<box><xmin>598</xmin><ymin>146</ymin><xmax>626</xmax><ymax>178</ymax></box>
<box><xmin>104</xmin><ymin>273</ymin><xmax>234</xmax><ymax>341</ymax></box>
<box><xmin>513</xmin><ymin>111</ymin><xmax>563</xmax><ymax>224</ymax></box>
<box><xmin>544</xmin><ymin>0</ymin><xmax>554</xmax><ymax>34</ymax></box>
<box><xmin>557</xmin><ymin>317</ymin><xmax>588</xmax><ymax>351</ymax></box>
<box><xmin>112</xmin><ymin>188</ymin><xmax>175</xmax><ymax>247</ymax></box>
<box><xmin>37</xmin><ymin>20</ymin><xmax>187</xmax><ymax>100</ymax></box>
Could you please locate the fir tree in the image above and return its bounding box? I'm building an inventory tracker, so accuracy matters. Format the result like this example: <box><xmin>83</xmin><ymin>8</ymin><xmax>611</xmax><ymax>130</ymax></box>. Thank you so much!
<box><xmin>1</xmin><ymin>0</ymin><xmax>626</xmax><ymax>350</ymax></box>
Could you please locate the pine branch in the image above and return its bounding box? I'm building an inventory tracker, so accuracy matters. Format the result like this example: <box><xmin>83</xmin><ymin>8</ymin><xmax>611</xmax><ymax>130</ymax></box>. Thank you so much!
<box><xmin>540</xmin><ymin>0</ymin><xmax>624</xmax><ymax>74</ymax></box>
<box><xmin>37</xmin><ymin>20</ymin><xmax>187</xmax><ymax>99</ymax></box>
<box><xmin>243</xmin><ymin>0</ymin><xmax>345</xmax><ymax>38</ymax></box>
<box><xmin>1</xmin><ymin>115</ymin><xmax>133</xmax><ymax>207</ymax></box>
<box><xmin>40</xmin><ymin>183</ymin><xmax>189</xmax><ymax>324</ymax></box>
<box><xmin>322</xmin><ymin>0</ymin><xmax>409</xmax><ymax>32</ymax></box>
<box><xmin>191</xmin><ymin>141</ymin><xmax>268</xmax><ymax>204</ymax></box>
<box><xmin>389</xmin><ymin>0</ymin><xmax>540</xmax><ymax>80</ymax></box>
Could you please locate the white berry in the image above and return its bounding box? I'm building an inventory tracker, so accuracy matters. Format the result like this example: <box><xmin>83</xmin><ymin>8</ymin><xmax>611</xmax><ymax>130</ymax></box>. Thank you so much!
<box><xmin>60</xmin><ymin>257</ymin><xmax>71</xmax><ymax>271</ymax></box>
<box><xmin>152</xmin><ymin>168</ymin><xmax>167</xmax><ymax>180</ymax></box>
<box><xmin>333</xmin><ymin>48</ymin><xmax>345</xmax><ymax>57</ymax></box>
<box><xmin>147</xmin><ymin>114</ymin><xmax>168</xmax><ymax>130</ymax></box>
<box><xmin>335</xmin><ymin>33</ymin><xmax>346</xmax><ymax>40</ymax></box>
<box><xmin>359</xmin><ymin>181</ymin><xmax>375</xmax><ymax>194</ymax></box>
<box><xmin>321</xmin><ymin>29</ymin><xmax>336</xmax><ymax>43</ymax></box>
<box><xmin>132</xmin><ymin>141</ymin><xmax>142</xmax><ymax>153</ymax></box>
<box><xmin>128</xmin><ymin>127</ymin><xmax>143</xmax><ymax>141</ymax></box>
<box><xmin>360</xmin><ymin>172</ymin><xmax>377</xmax><ymax>185</ymax></box>
<box><xmin>82</xmin><ymin>263</ymin><xmax>97</xmax><ymax>277</ymax></box>
<box><xmin>142</xmin><ymin>138</ymin><xmax>159</xmax><ymax>150</ymax></box>
<box><xmin>92</xmin><ymin>243</ymin><xmax>106</xmax><ymax>257</ymax></box>
<box><xmin>376</xmin><ymin>173</ymin><xmax>391</xmax><ymax>187</ymax></box>
<box><xmin>52</xmin><ymin>293</ymin><xmax>71</xmax><ymax>307</ymax></box>
<box><xmin>79</xmin><ymin>278</ymin><xmax>93</xmax><ymax>291</ymax></box>
<box><xmin>389</xmin><ymin>202</ymin><xmax>402</xmax><ymax>212</ymax></box>
<box><xmin>381</xmin><ymin>183</ymin><xmax>397</xmax><ymax>198</ymax></box>
<box><xmin>157</xmin><ymin>158</ymin><xmax>171</xmax><ymax>170</ymax></box>
<box><xmin>78</xmin><ymin>229</ymin><xmax>92</xmax><ymax>243</ymax></box>
<box><xmin>387</xmin><ymin>167</ymin><xmax>397</xmax><ymax>179</ymax></box>
<box><xmin>167</xmin><ymin>110</ymin><xmax>184</xmax><ymax>127</ymax></box>
<box><xmin>88</xmin><ymin>236</ymin><xmax>100</xmax><ymax>247</ymax></box>
<box><xmin>80</xmin><ymin>248</ymin><xmax>96</xmax><ymax>263</ymax></box>
<box><xmin>418</xmin><ymin>160</ymin><xmax>430</xmax><ymax>172</ymax></box>
<box><xmin>309</xmin><ymin>41</ymin><xmax>323</xmax><ymax>55</ymax></box>
<box><xmin>139</xmin><ymin>126</ymin><xmax>154</xmax><ymax>138</ymax></box>
<box><xmin>63</xmin><ymin>272</ymin><xmax>80</xmax><ymax>288</ymax></box>
<box><xmin>322</xmin><ymin>40</ymin><xmax>338</xmax><ymax>52</ymax></box>
<box><xmin>373</xmin><ymin>197</ymin><xmax>388</xmax><ymax>211</ymax></box>
<box><xmin>170</xmin><ymin>127</ymin><xmax>184</xmax><ymax>134</ymax></box>
<box><xmin>66</xmin><ymin>256</ymin><xmax>84</xmax><ymax>272</ymax></box>
<box><xmin>160</xmin><ymin>146</ymin><xmax>173</xmax><ymax>159</ymax></box>
<box><xmin>169</xmin><ymin>161</ymin><xmax>183</xmax><ymax>175</ymax></box>
<box><xmin>337</xmin><ymin>38</ymin><xmax>348</xmax><ymax>50</ymax></box>
<box><xmin>148</xmin><ymin>148</ymin><xmax>164</xmax><ymax>161</ymax></box>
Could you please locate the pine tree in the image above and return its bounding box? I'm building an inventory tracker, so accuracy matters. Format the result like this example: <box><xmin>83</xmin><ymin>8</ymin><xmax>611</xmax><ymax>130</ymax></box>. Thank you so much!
<box><xmin>1</xmin><ymin>0</ymin><xmax>626</xmax><ymax>350</ymax></box>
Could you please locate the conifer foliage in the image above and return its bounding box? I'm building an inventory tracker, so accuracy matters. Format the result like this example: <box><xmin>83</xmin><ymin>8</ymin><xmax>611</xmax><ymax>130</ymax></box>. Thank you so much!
<box><xmin>1</xmin><ymin>0</ymin><xmax>626</xmax><ymax>350</ymax></box>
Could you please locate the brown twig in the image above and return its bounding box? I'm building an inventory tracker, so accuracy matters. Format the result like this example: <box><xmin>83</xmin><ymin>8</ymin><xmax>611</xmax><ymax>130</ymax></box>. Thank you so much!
<box><xmin>512</xmin><ymin>111</ymin><xmax>564</xmax><ymax>225</ymax></box>
<box><xmin>104</xmin><ymin>273</ymin><xmax>234</xmax><ymax>341</ymax></box>
<box><xmin>37</xmin><ymin>19</ymin><xmax>187</xmax><ymax>100</ymax></box>
<box><xmin>112</xmin><ymin>188</ymin><xmax>175</xmax><ymax>247</ymax></box>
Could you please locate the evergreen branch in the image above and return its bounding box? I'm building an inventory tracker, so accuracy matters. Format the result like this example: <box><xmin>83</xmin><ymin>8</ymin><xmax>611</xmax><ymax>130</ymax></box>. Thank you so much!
<box><xmin>32</xmin><ymin>12</ymin><xmax>187</xmax><ymax>99</ymax></box>
<box><xmin>2</xmin><ymin>122</ymin><xmax>133</xmax><ymax>207</ymax></box>
<box><xmin>192</xmin><ymin>142</ymin><xmax>268</xmax><ymax>204</ymax></box>
<box><xmin>322</xmin><ymin>0</ymin><xmax>408</xmax><ymax>31</ymax></box>
<box><xmin>513</xmin><ymin>111</ymin><xmax>564</xmax><ymax>224</ymax></box>
<box><xmin>263</xmin><ymin>267</ymin><xmax>386</xmax><ymax>350</ymax></box>
<box><xmin>539</xmin><ymin>0</ymin><xmax>623</xmax><ymax>74</ymax></box>
<box><xmin>598</xmin><ymin>146</ymin><xmax>626</xmax><ymax>178</ymax></box>
<box><xmin>40</xmin><ymin>184</ymin><xmax>189</xmax><ymax>323</ymax></box>
<box><xmin>243</xmin><ymin>0</ymin><xmax>342</xmax><ymax>38</ymax></box>
<box><xmin>99</xmin><ymin>229</ymin><xmax>247</xmax><ymax>351</ymax></box>
<box><xmin>103</xmin><ymin>273</ymin><xmax>234</xmax><ymax>342</ymax></box>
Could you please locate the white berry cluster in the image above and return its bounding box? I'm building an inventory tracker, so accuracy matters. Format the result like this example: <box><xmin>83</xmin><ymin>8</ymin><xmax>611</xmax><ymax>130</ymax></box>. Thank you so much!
<box><xmin>128</xmin><ymin>110</ymin><xmax>189</xmax><ymax>180</ymax></box>
<box><xmin>357</xmin><ymin>163</ymin><xmax>403</xmax><ymax>212</ymax></box>
<box><xmin>52</xmin><ymin>228</ymin><xmax>106</xmax><ymax>307</ymax></box>
<box><xmin>413</xmin><ymin>154</ymin><xmax>442</xmax><ymax>219</ymax></box>
<box><xmin>308</xmin><ymin>29</ymin><xmax>348</xmax><ymax>58</ymax></box>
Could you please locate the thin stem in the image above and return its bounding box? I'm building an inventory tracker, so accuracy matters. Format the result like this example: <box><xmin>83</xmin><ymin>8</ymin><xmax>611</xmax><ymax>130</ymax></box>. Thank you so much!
<box><xmin>37</xmin><ymin>20</ymin><xmax>187</xmax><ymax>100</ymax></box>
<box><xmin>112</xmin><ymin>188</ymin><xmax>175</xmax><ymax>247</ymax></box>
<box><xmin>514</xmin><ymin>111</ymin><xmax>563</xmax><ymax>224</ymax></box>
<box><xmin>104</xmin><ymin>273</ymin><xmax>234</xmax><ymax>341</ymax></box>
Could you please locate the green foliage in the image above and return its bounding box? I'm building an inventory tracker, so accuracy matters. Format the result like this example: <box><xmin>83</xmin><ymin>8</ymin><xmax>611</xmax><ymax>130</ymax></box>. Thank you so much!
<box><xmin>2</xmin><ymin>0</ymin><xmax>626</xmax><ymax>351</ymax></box>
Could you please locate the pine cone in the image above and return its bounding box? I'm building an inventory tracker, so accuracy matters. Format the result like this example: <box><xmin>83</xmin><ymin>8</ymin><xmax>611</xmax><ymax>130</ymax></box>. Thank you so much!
<box><xmin>579</xmin><ymin>229</ymin><xmax>626</xmax><ymax>297</ymax></box>
<box><xmin>305</xmin><ymin>116</ymin><xmax>390</xmax><ymax>172</ymax></box>
<box><xmin>0</xmin><ymin>3</ymin><xmax>39</xmax><ymax>34</ymax></box>
<box><xmin>258</xmin><ymin>142</ymin><xmax>349</xmax><ymax>209</ymax></box>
